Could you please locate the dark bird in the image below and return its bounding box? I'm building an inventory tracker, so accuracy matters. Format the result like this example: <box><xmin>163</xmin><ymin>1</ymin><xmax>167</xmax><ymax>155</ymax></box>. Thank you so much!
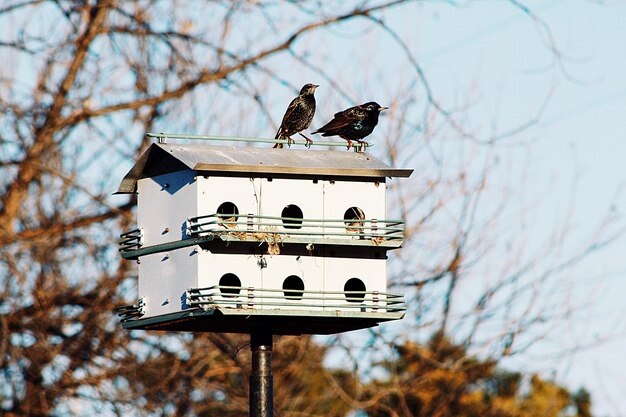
<box><xmin>311</xmin><ymin>102</ymin><xmax>388</xmax><ymax>150</ymax></box>
<box><xmin>273</xmin><ymin>83</ymin><xmax>318</xmax><ymax>148</ymax></box>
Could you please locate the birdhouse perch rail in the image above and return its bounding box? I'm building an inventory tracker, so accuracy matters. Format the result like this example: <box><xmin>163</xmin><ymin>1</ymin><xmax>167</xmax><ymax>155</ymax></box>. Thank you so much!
<box><xmin>118</xmin><ymin>214</ymin><xmax>405</xmax><ymax>258</ymax></box>
<box><xmin>116</xmin><ymin>287</ymin><xmax>406</xmax><ymax>323</ymax></box>
<box><xmin>115</xmin><ymin>305</ymin><xmax>143</xmax><ymax>321</ymax></box>
<box><xmin>186</xmin><ymin>213</ymin><xmax>405</xmax><ymax>239</ymax></box>
<box><xmin>186</xmin><ymin>286</ymin><xmax>407</xmax><ymax>313</ymax></box>
<box><xmin>118</xmin><ymin>228</ymin><xmax>145</xmax><ymax>251</ymax></box>
<box><xmin>119</xmin><ymin>228</ymin><xmax>143</xmax><ymax>247</ymax></box>
<box><xmin>146</xmin><ymin>132</ymin><xmax>372</xmax><ymax>150</ymax></box>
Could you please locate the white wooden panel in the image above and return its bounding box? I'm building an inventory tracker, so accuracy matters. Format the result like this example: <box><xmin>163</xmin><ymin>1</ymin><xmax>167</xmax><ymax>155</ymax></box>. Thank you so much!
<box><xmin>196</xmin><ymin>176</ymin><xmax>261</xmax><ymax>232</ymax></box>
<box><xmin>262</xmin><ymin>255</ymin><xmax>325</xmax><ymax>311</ymax></box>
<box><xmin>138</xmin><ymin>170</ymin><xmax>197</xmax><ymax>246</ymax></box>
<box><xmin>323</xmin><ymin>180</ymin><xmax>386</xmax><ymax>240</ymax></box>
<box><xmin>323</xmin><ymin>257</ymin><xmax>386</xmax><ymax>312</ymax></box>
<box><xmin>197</xmin><ymin>251</ymin><xmax>263</xmax><ymax>308</ymax></box>
<box><xmin>138</xmin><ymin>246</ymin><xmax>199</xmax><ymax>317</ymax></box>
<box><xmin>259</xmin><ymin>178</ymin><xmax>323</xmax><ymax>235</ymax></box>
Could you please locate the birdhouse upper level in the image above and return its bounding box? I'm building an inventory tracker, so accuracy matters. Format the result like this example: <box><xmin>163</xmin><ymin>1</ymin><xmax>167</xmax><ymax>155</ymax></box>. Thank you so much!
<box><xmin>117</xmin><ymin>143</ymin><xmax>412</xmax><ymax>254</ymax></box>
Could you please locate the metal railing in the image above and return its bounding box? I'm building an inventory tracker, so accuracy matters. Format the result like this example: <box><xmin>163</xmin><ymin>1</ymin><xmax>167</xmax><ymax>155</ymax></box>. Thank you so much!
<box><xmin>119</xmin><ymin>228</ymin><xmax>143</xmax><ymax>252</ymax></box>
<box><xmin>186</xmin><ymin>286</ymin><xmax>406</xmax><ymax>313</ymax></box>
<box><xmin>118</xmin><ymin>214</ymin><xmax>404</xmax><ymax>258</ymax></box>
<box><xmin>115</xmin><ymin>297</ymin><xmax>145</xmax><ymax>322</ymax></box>
<box><xmin>186</xmin><ymin>213</ymin><xmax>404</xmax><ymax>243</ymax></box>
<box><xmin>147</xmin><ymin>132</ymin><xmax>372</xmax><ymax>151</ymax></box>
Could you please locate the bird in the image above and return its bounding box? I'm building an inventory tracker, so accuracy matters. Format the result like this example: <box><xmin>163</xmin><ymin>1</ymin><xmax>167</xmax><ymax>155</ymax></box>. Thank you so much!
<box><xmin>273</xmin><ymin>83</ymin><xmax>318</xmax><ymax>148</ymax></box>
<box><xmin>311</xmin><ymin>102</ymin><xmax>388</xmax><ymax>150</ymax></box>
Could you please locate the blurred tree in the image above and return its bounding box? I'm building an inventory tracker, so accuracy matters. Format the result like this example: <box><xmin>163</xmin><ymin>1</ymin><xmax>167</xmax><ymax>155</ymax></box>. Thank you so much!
<box><xmin>358</xmin><ymin>332</ymin><xmax>592</xmax><ymax>417</ymax></box>
<box><xmin>0</xmin><ymin>0</ymin><xmax>619</xmax><ymax>416</ymax></box>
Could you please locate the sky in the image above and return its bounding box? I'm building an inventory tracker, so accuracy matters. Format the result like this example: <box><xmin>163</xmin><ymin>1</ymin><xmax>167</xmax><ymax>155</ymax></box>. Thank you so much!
<box><xmin>400</xmin><ymin>1</ymin><xmax>626</xmax><ymax>414</ymax></box>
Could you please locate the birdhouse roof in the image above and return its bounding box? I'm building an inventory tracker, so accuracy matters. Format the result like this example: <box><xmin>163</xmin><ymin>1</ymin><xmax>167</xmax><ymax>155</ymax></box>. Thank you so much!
<box><xmin>116</xmin><ymin>143</ymin><xmax>413</xmax><ymax>194</ymax></box>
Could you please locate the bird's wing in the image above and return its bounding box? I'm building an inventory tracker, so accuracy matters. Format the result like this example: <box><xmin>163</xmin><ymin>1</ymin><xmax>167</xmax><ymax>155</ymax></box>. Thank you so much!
<box><xmin>333</xmin><ymin>105</ymin><xmax>364</xmax><ymax>118</ymax></box>
<box><xmin>275</xmin><ymin>96</ymin><xmax>302</xmax><ymax>139</ymax></box>
<box><xmin>315</xmin><ymin>105</ymin><xmax>365</xmax><ymax>133</ymax></box>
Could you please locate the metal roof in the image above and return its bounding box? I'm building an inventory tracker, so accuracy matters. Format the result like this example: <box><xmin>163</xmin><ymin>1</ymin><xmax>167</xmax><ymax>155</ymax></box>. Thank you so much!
<box><xmin>116</xmin><ymin>143</ymin><xmax>413</xmax><ymax>194</ymax></box>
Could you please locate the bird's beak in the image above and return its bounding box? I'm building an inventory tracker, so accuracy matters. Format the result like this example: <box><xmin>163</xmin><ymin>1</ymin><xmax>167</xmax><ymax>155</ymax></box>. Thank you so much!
<box><xmin>379</xmin><ymin>106</ymin><xmax>389</xmax><ymax>111</ymax></box>
<box><xmin>313</xmin><ymin>85</ymin><xmax>319</xmax><ymax>89</ymax></box>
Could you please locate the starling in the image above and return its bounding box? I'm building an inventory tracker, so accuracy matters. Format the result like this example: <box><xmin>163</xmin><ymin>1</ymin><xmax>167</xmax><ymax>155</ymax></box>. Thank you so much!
<box><xmin>273</xmin><ymin>83</ymin><xmax>318</xmax><ymax>148</ymax></box>
<box><xmin>311</xmin><ymin>102</ymin><xmax>388</xmax><ymax>149</ymax></box>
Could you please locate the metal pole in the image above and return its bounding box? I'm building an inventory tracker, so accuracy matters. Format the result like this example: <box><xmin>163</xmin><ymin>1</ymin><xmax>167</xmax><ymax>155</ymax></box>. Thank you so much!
<box><xmin>250</xmin><ymin>332</ymin><xmax>273</xmax><ymax>417</ymax></box>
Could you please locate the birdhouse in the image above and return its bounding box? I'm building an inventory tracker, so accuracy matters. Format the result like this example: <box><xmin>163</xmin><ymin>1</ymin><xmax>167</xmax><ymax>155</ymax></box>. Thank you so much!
<box><xmin>116</xmin><ymin>140</ymin><xmax>413</xmax><ymax>335</ymax></box>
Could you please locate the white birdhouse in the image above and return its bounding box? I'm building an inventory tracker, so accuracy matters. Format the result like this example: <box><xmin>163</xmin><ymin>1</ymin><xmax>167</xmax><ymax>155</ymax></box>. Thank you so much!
<box><xmin>116</xmin><ymin>141</ymin><xmax>413</xmax><ymax>335</ymax></box>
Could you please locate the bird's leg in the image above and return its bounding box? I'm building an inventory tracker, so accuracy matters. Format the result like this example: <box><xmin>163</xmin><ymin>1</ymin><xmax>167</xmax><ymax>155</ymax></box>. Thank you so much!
<box><xmin>345</xmin><ymin>139</ymin><xmax>353</xmax><ymax>150</ymax></box>
<box><xmin>286</xmin><ymin>135</ymin><xmax>295</xmax><ymax>148</ymax></box>
<box><xmin>356</xmin><ymin>141</ymin><xmax>369</xmax><ymax>152</ymax></box>
<box><xmin>298</xmin><ymin>132</ymin><xmax>313</xmax><ymax>148</ymax></box>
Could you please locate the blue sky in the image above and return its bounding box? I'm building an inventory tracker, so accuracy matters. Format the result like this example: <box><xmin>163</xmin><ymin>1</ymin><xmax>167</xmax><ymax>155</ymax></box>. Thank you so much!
<box><xmin>408</xmin><ymin>1</ymin><xmax>626</xmax><ymax>414</ymax></box>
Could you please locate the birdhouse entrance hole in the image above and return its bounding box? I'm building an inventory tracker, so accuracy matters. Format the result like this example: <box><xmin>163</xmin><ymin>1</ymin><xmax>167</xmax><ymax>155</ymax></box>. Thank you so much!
<box><xmin>217</xmin><ymin>201</ymin><xmax>239</xmax><ymax>225</ymax></box>
<box><xmin>344</xmin><ymin>206</ymin><xmax>365</xmax><ymax>233</ymax></box>
<box><xmin>282</xmin><ymin>275</ymin><xmax>305</xmax><ymax>300</ymax></box>
<box><xmin>219</xmin><ymin>273</ymin><xmax>241</xmax><ymax>297</ymax></box>
<box><xmin>281</xmin><ymin>204</ymin><xmax>304</xmax><ymax>229</ymax></box>
<box><xmin>344</xmin><ymin>278</ymin><xmax>366</xmax><ymax>303</ymax></box>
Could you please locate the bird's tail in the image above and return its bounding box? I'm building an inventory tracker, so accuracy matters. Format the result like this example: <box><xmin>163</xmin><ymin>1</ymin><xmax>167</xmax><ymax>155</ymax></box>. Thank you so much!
<box><xmin>273</xmin><ymin>127</ymin><xmax>284</xmax><ymax>148</ymax></box>
<box><xmin>310</xmin><ymin>129</ymin><xmax>329</xmax><ymax>137</ymax></box>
